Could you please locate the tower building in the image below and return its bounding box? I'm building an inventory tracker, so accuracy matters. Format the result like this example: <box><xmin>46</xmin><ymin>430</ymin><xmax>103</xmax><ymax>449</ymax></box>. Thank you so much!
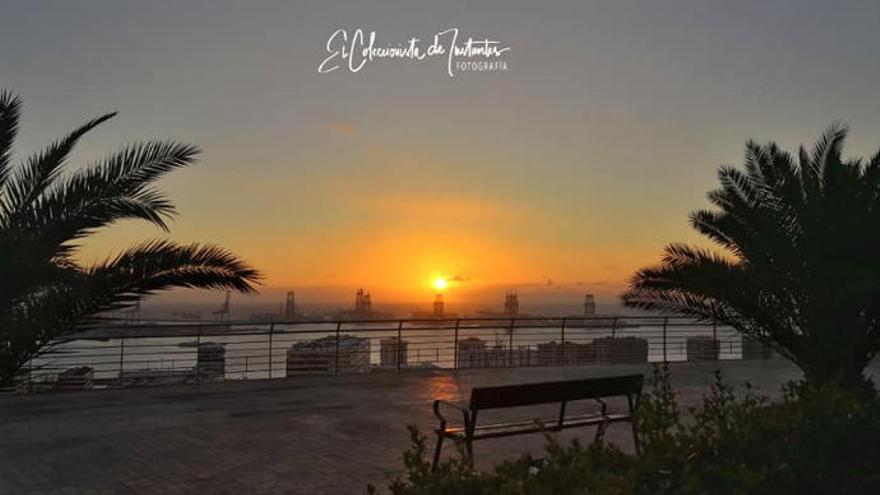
<box><xmin>433</xmin><ymin>294</ymin><xmax>444</xmax><ymax>317</ymax></box>
<box><xmin>584</xmin><ymin>294</ymin><xmax>596</xmax><ymax>316</ymax></box>
<box><xmin>354</xmin><ymin>289</ymin><xmax>372</xmax><ymax>315</ymax></box>
<box><xmin>213</xmin><ymin>291</ymin><xmax>230</xmax><ymax>321</ymax></box>
<box><xmin>504</xmin><ymin>292</ymin><xmax>520</xmax><ymax>316</ymax></box>
<box><xmin>284</xmin><ymin>291</ymin><xmax>297</xmax><ymax>319</ymax></box>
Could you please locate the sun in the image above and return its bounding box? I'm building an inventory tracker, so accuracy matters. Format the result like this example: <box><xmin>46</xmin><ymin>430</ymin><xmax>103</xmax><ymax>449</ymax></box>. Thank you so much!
<box><xmin>432</xmin><ymin>277</ymin><xmax>449</xmax><ymax>291</ymax></box>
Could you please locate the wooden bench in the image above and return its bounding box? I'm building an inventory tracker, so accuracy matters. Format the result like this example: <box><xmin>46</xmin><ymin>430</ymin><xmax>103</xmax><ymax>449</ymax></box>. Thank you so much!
<box><xmin>432</xmin><ymin>374</ymin><xmax>643</xmax><ymax>468</ymax></box>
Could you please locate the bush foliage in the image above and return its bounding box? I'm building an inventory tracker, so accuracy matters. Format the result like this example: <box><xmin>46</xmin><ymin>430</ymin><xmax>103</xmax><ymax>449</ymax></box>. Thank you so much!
<box><xmin>372</xmin><ymin>367</ymin><xmax>880</xmax><ymax>495</ymax></box>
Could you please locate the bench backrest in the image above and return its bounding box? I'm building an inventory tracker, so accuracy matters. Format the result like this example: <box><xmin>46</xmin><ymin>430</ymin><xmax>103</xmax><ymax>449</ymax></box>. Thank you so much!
<box><xmin>468</xmin><ymin>374</ymin><xmax>643</xmax><ymax>411</ymax></box>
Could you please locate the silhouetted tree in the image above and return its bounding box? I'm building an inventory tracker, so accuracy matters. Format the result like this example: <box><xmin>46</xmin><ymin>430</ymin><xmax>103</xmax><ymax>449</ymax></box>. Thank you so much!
<box><xmin>623</xmin><ymin>123</ymin><xmax>880</xmax><ymax>392</ymax></box>
<box><xmin>0</xmin><ymin>90</ymin><xmax>261</xmax><ymax>386</ymax></box>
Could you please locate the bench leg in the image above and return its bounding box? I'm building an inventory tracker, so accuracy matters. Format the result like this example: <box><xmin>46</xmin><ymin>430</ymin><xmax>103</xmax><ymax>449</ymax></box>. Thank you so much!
<box><xmin>594</xmin><ymin>421</ymin><xmax>609</xmax><ymax>443</ymax></box>
<box><xmin>432</xmin><ymin>434</ymin><xmax>445</xmax><ymax>471</ymax></box>
<box><xmin>464</xmin><ymin>437</ymin><xmax>474</xmax><ymax>467</ymax></box>
<box><xmin>631</xmin><ymin>423</ymin><xmax>641</xmax><ymax>455</ymax></box>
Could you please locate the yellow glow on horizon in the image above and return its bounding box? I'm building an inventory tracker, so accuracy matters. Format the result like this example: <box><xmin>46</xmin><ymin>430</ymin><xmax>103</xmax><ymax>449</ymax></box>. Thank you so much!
<box><xmin>433</xmin><ymin>277</ymin><xmax>449</xmax><ymax>291</ymax></box>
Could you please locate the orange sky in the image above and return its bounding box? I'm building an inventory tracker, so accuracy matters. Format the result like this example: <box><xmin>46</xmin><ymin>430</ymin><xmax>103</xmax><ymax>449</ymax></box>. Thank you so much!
<box><xmin>8</xmin><ymin>1</ymin><xmax>880</xmax><ymax>305</ymax></box>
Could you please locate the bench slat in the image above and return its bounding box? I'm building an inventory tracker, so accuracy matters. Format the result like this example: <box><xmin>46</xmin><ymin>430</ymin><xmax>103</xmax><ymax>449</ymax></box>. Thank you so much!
<box><xmin>439</xmin><ymin>412</ymin><xmax>631</xmax><ymax>434</ymax></box>
<box><xmin>469</xmin><ymin>374</ymin><xmax>642</xmax><ymax>410</ymax></box>
<box><xmin>440</xmin><ymin>414</ymin><xmax>632</xmax><ymax>440</ymax></box>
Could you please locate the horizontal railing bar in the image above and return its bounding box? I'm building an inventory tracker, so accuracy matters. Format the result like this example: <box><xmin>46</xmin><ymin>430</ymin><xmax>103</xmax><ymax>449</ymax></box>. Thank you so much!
<box><xmin>79</xmin><ymin>315</ymin><xmax>726</xmax><ymax>329</ymax></box>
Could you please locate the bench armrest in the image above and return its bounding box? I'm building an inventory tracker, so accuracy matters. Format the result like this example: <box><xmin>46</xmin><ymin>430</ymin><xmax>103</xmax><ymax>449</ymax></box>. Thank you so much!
<box><xmin>433</xmin><ymin>400</ymin><xmax>470</xmax><ymax>428</ymax></box>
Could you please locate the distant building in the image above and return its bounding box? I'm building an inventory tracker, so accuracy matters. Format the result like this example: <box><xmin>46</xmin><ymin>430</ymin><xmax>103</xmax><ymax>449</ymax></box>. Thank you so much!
<box><xmin>537</xmin><ymin>341</ymin><xmax>596</xmax><ymax>366</ymax></box>
<box><xmin>535</xmin><ymin>336</ymin><xmax>648</xmax><ymax>366</ymax></box>
<box><xmin>687</xmin><ymin>336</ymin><xmax>720</xmax><ymax>361</ymax></box>
<box><xmin>433</xmin><ymin>294</ymin><xmax>444</xmax><ymax>317</ymax></box>
<box><xmin>457</xmin><ymin>337</ymin><xmax>487</xmax><ymax>368</ymax></box>
<box><xmin>474</xmin><ymin>292</ymin><xmax>530</xmax><ymax>318</ymax></box>
<box><xmin>411</xmin><ymin>293</ymin><xmax>458</xmax><ymax>319</ymax></box>
<box><xmin>455</xmin><ymin>337</ymin><xmax>535</xmax><ymax>368</ymax></box>
<box><xmin>510</xmin><ymin>345</ymin><xmax>536</xmax><ymax>366</ymax></box>
<box><xmin>487</xmin><ymin>344</ymin><xmax>535</xmax><ymax>367</ymax></box>
<box><xmin>504</xmin><ymin>292</ymin><xmax>519</xmax><ymax>316</ymax></box>
<box><xmin>566</xmin><ymin>294</ymin><xmax>619</xmax><ymax>328</ymax></box>
<box><xmin>213</xmin><ymin>291</ymin><xmax>231</xmax><ymax>321</ymax></box>
<box><xmin>284</xmin><ymin>291</ymin><xmax>298</xmax><ymax>319</ymax></box>
<box><xmin>380</xmin><ymin>337</ymin><xmax>409</xmax><ymax>368</ymax></box>
<box><xmin>355</xmin><ymin>289</ymin><xmax>372</xmax><ymax>314</ymax></box>
<box><xmin>340</xmin><ymin>289</ymin><xmax>393</xmax><ymax>320</ymax></box>
<box><xmin>584</xmin><ymin>294</ymin><xmax>596</xmax><ymax>316</ymax></box>
<box><xmin>286</xmin><ymin>335</ymin><xmax>370</xmax><ymax>375</ymax></box>
<box><xmin>592</xmin><ymin>337</ymin><xmax>649</xmax><ymax>364</ymax></box>
<box><xmin>196</xmin><ymin>342</ymin><xmax>226</xmax><ymax>380</ymax></box>
<box><xmin>56</xmin><ymin>366</ymin><xmax>94</xmax><ymax>391</ymax></box>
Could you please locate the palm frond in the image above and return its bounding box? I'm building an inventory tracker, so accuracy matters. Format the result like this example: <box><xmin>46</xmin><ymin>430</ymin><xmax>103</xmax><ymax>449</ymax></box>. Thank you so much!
<box><xmin>45</xmin><ymin>140</ymin><xmax>200</xmax><ymax>229</ymax></box>
<box><xmin>0</xmin><ymin>89</ymin><xmax>22</xmax><ymax>191</ymax></box>
<box><xmin>803</xmin><ymin>122</ymin><xmax>848</xmax><ymax>198</ymax></box>
<box><xmin>6</xmin><ymin>141</ymin><xmax>200</xmax><ymax>262</ymax></box>
<box><xmin>76</xmin><ymin>240</ymin><xmax>262</xmax><ymax>315</ymax></box>
<box><xmin>1</xmin><ymin>111</ymin><xmax>116</xmax><ymax>225</ymax></box>
<box><xmin>75</xmin><ymin>140</ymin><xmax>201</xmax><ymax>191</ymax></box>
<box><xmin>622</xmin><ymin>243</ymin><xmax>802</xmax><ymax>363</ymax></box>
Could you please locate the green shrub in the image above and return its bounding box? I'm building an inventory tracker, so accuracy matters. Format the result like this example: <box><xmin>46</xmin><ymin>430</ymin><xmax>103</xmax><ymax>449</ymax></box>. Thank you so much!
<box><xmin>372</xmin><ymin>367</ymin><xmax>880</xmax><ymax>495</ymax></box>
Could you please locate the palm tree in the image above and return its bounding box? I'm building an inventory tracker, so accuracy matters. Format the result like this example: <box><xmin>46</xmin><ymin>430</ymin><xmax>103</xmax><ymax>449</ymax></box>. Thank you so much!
<box><xmin>0</xmin><ymin>90</ymin><xmax>261</xmax><ymax>386</ymax></box>
<box><xmin>622</xmin><ymin>123</ymin><xmax>880</xmax><ymax>392</ymax></box>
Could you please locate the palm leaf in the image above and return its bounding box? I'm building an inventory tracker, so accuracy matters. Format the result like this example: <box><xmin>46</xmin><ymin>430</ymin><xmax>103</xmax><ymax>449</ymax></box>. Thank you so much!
<box><xmin>0</xmin><ymin>90</ymin><xmax>22</xmax><ymax>190</ymax></box>
<box><xmin>67</xmin><ymin>240</ymin><xmax>260</xmax><ymax>319</ymax></box>
<box><xmin>1</xmin><ymin>112</ymin><xmax>116</xmax><ymax>226</ymax></box>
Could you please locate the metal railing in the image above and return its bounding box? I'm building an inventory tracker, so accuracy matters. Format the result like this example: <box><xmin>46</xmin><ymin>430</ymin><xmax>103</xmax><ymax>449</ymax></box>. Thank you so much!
<box><xmin>19</xmin><ymin>316</ymin><xmax>778</xmax><ymax>392</ymax></box>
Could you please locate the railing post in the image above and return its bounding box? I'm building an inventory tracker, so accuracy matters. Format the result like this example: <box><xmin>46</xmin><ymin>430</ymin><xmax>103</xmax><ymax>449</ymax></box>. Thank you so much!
<box><xmin>712</xmin><ymin>320</ymin><xmax>718</xmax><ymax>360</ymax></box>
<box><xmin>611</xmin><ymin>317</ymin><xmax>619</xmax><ymax>365</ymax></box>
<box><xmin>396</xmin><ymin>319</ymin><xmax>404</xmax><ymax>373</ymax></box>
<box><xmin>334</xmin><ymin>321</ymin><xmax>342</xmax><ymax>376</ymax></box>
<box><xmin>27</xmin><ymin>358</ymin><xmax>33</xmax><ymax>393</ymax></box>
<box><xmin>453</xmin><ymin>319</ymin><xmax>460</xmax><ymax>369</ymax></box>
<box><xmin>195</xmin><ymin>325</ymin><xmax>202</xmax><ymax>383</ymax></box>
<box><xmin>508</xmin><ymin>318</ymin><xmax>515</xmax><ymax>367</ymax></box>
<box><xmin>560</xmin><ymin>318</ymin><xmax>567</xmax><ymax>366</ymax></box>
<box><xmin>268</xmin><ymin>323</ymin><xmax>274</xmax><ymax>380</ymax></box>
<box><xmin>118</xmin><ymin>335</ymin><xmax>126</xmax><ymax>386</ymax></box>
<box><xmin>662</xmin><ymin>317</ymin><xmax>668</xmax><ymax>363</ymax></box>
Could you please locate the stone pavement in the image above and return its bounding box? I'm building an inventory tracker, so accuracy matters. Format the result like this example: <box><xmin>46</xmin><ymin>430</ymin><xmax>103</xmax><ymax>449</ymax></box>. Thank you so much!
<box><xmin>0</xmin><ymin>360</ymin><xmax>845</xmax><ymax>494</ymax></box>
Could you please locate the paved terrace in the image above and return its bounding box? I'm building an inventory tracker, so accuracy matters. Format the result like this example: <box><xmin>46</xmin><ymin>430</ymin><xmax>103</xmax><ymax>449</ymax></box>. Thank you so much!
<box><xmin>1</xmin><ymin>360</ymin><xmax>872</xmax><ymax>495</ymax></box>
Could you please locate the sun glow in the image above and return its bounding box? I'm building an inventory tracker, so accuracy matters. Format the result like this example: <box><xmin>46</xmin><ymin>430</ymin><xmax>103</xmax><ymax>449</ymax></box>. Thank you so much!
<box><xmin>432</xmin><ymin>277</ymin><xmax>449</xmax><ymax>291</ymax></box>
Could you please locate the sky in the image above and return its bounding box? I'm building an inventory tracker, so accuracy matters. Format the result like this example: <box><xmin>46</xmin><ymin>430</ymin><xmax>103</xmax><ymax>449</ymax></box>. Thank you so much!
<box><xmin>2</xmin><ymin>0</ymin><xmax>880</xmax><ymax>307</ymax></box>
